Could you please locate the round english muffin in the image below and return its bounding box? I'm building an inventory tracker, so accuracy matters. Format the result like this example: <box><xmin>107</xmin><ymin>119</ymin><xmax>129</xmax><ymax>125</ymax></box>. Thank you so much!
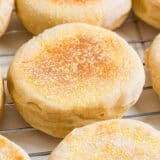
<box><xmin>0</xmin><ymin>67</ymin><xmax>4</xmax><ymax>118</ymax></box>
<box><xmin>8</xmin><ymin>23</ymin><xmax>145</xmax><ymax>138</ymax></box>
<box><xmin>145</xmin><ymin>34</ymin><xmax>160</xmax><ymax>96</ymax></box>
<box><xmin>133</xmin><ymin>0</ymin><xmax>160</xmax><ymax>29</ymax></box>
<box><xmin>0</xmin><ymin>135</ymin><xmax>30</xmax><ymax>160</ymax></box>
<box><xmin>16</xmin><ymin>0</ymin><xmax>131</xmax><ymax>35</ymax></box>
<box><xmin>0</xmin><ymin>0</ymin><xmax>15</xmax><ymax>37</ymax></box>
<box><xmin>49</xmin><ymin>119</ymin><xmax>160</xmax><ymax>160</ymax></box>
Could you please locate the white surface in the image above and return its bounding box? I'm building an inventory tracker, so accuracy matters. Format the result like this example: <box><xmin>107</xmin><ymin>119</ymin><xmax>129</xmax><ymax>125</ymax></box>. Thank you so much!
<box><xmin>0</xmin><ymin>12</ymin><xmax>160</xmax><ymax>159</ymax></box>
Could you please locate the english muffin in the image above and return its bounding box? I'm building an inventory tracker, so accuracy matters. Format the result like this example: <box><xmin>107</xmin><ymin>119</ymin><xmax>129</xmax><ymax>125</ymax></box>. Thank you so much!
<box><xmin>145</xmin><ymin>34</ymin><xmax>160</xmax><ymax>96</ymax></box>
<box><xmin>49</xmin><ymin>119</ymin><xmax>160</xmax><ymax>160</ymax></box>
<box><xmin>0</xmin><ymin>67</ymin><xmax>4</xmax><ymax>118</ymax></box>
<box><xmin>0</xmin><ymin>0</ymin><xmax>15</xmax><ymax>37</ymax></box>
<box><xmin>16</xmin><ymin>0</ymin><xmax>132</xmax><ymax>34</ymax></box>
<box><xmin>8</xmin><ymin>23</ymin><xmax>145</xmax><ymax>138</ymax></box>
<box><xmin>133</xmin><ymin>0</ymin><xmax>160</xmax><ymax>29</ymax></box>
<box><xmin>0</xmin><ymin>135</ymin><xmax>30</xmax><ymax>160</ymax></box>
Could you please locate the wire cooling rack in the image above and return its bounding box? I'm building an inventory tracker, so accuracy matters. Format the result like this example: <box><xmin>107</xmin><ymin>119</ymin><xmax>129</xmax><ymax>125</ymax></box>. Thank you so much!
<box><xmin>0</xmin><ymin>11</ymin><xmax>160</xmax><ymax>159</ymax></box>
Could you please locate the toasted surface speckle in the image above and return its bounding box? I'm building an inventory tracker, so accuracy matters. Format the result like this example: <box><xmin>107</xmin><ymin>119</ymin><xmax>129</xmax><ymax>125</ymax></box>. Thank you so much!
<box><xmin>0</xmin><ymin>135</ymin><xmax>30</xmax><ymax>160</ymax></box>
<box><xmin>8</xmin><ymin>23</ymin><xmax>144</xmax><ymax>138</ymax></box>
<box><xmin>49</xmin><ymin>119</ymin><xmax>160</xmax><ymax>160</ymax></box>
<box><xmin>20</xmin><ymin>28</ymin><xmax>123</xmax><ymax>106</ymax></box>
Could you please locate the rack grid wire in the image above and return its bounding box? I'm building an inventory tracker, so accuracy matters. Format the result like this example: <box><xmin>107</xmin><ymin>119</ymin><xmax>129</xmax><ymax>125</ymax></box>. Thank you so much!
<box><xmin>0</xmin><ymin>12</ymin><xmax>160</xmax><ymax>159</ymax></box>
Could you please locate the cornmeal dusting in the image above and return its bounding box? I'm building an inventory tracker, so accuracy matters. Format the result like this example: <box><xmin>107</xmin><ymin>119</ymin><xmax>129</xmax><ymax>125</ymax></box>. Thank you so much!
<box><xmin>50</xmin><ymin>120</ymin><xmax>160</xmax><ymax>159</ymax></box>
<box><xmin>16</xmin><ymin>24</ymin><xmax>138</xmax><ymax>106</ymax></box>
<box><xmin>0</xmin><ymin>136</ymin><xmax>27</xmax><ymax>160</ymax></box>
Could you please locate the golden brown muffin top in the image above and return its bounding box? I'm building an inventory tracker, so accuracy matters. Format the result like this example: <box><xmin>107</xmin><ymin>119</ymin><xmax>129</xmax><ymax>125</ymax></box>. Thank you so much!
<box><xmin>0</xmin><ymin>135</ymin><xmax>30</xmax><ymax>160</ymax></box>
<box><xmin>12</xmin><ymin>23</ymin><xmax>142</xmax><ymax>108</ymax></box>
<box><xmin>49</xmin><ymin>119</ymin><xmax>160</xmax><ymax>159</ymax></box>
